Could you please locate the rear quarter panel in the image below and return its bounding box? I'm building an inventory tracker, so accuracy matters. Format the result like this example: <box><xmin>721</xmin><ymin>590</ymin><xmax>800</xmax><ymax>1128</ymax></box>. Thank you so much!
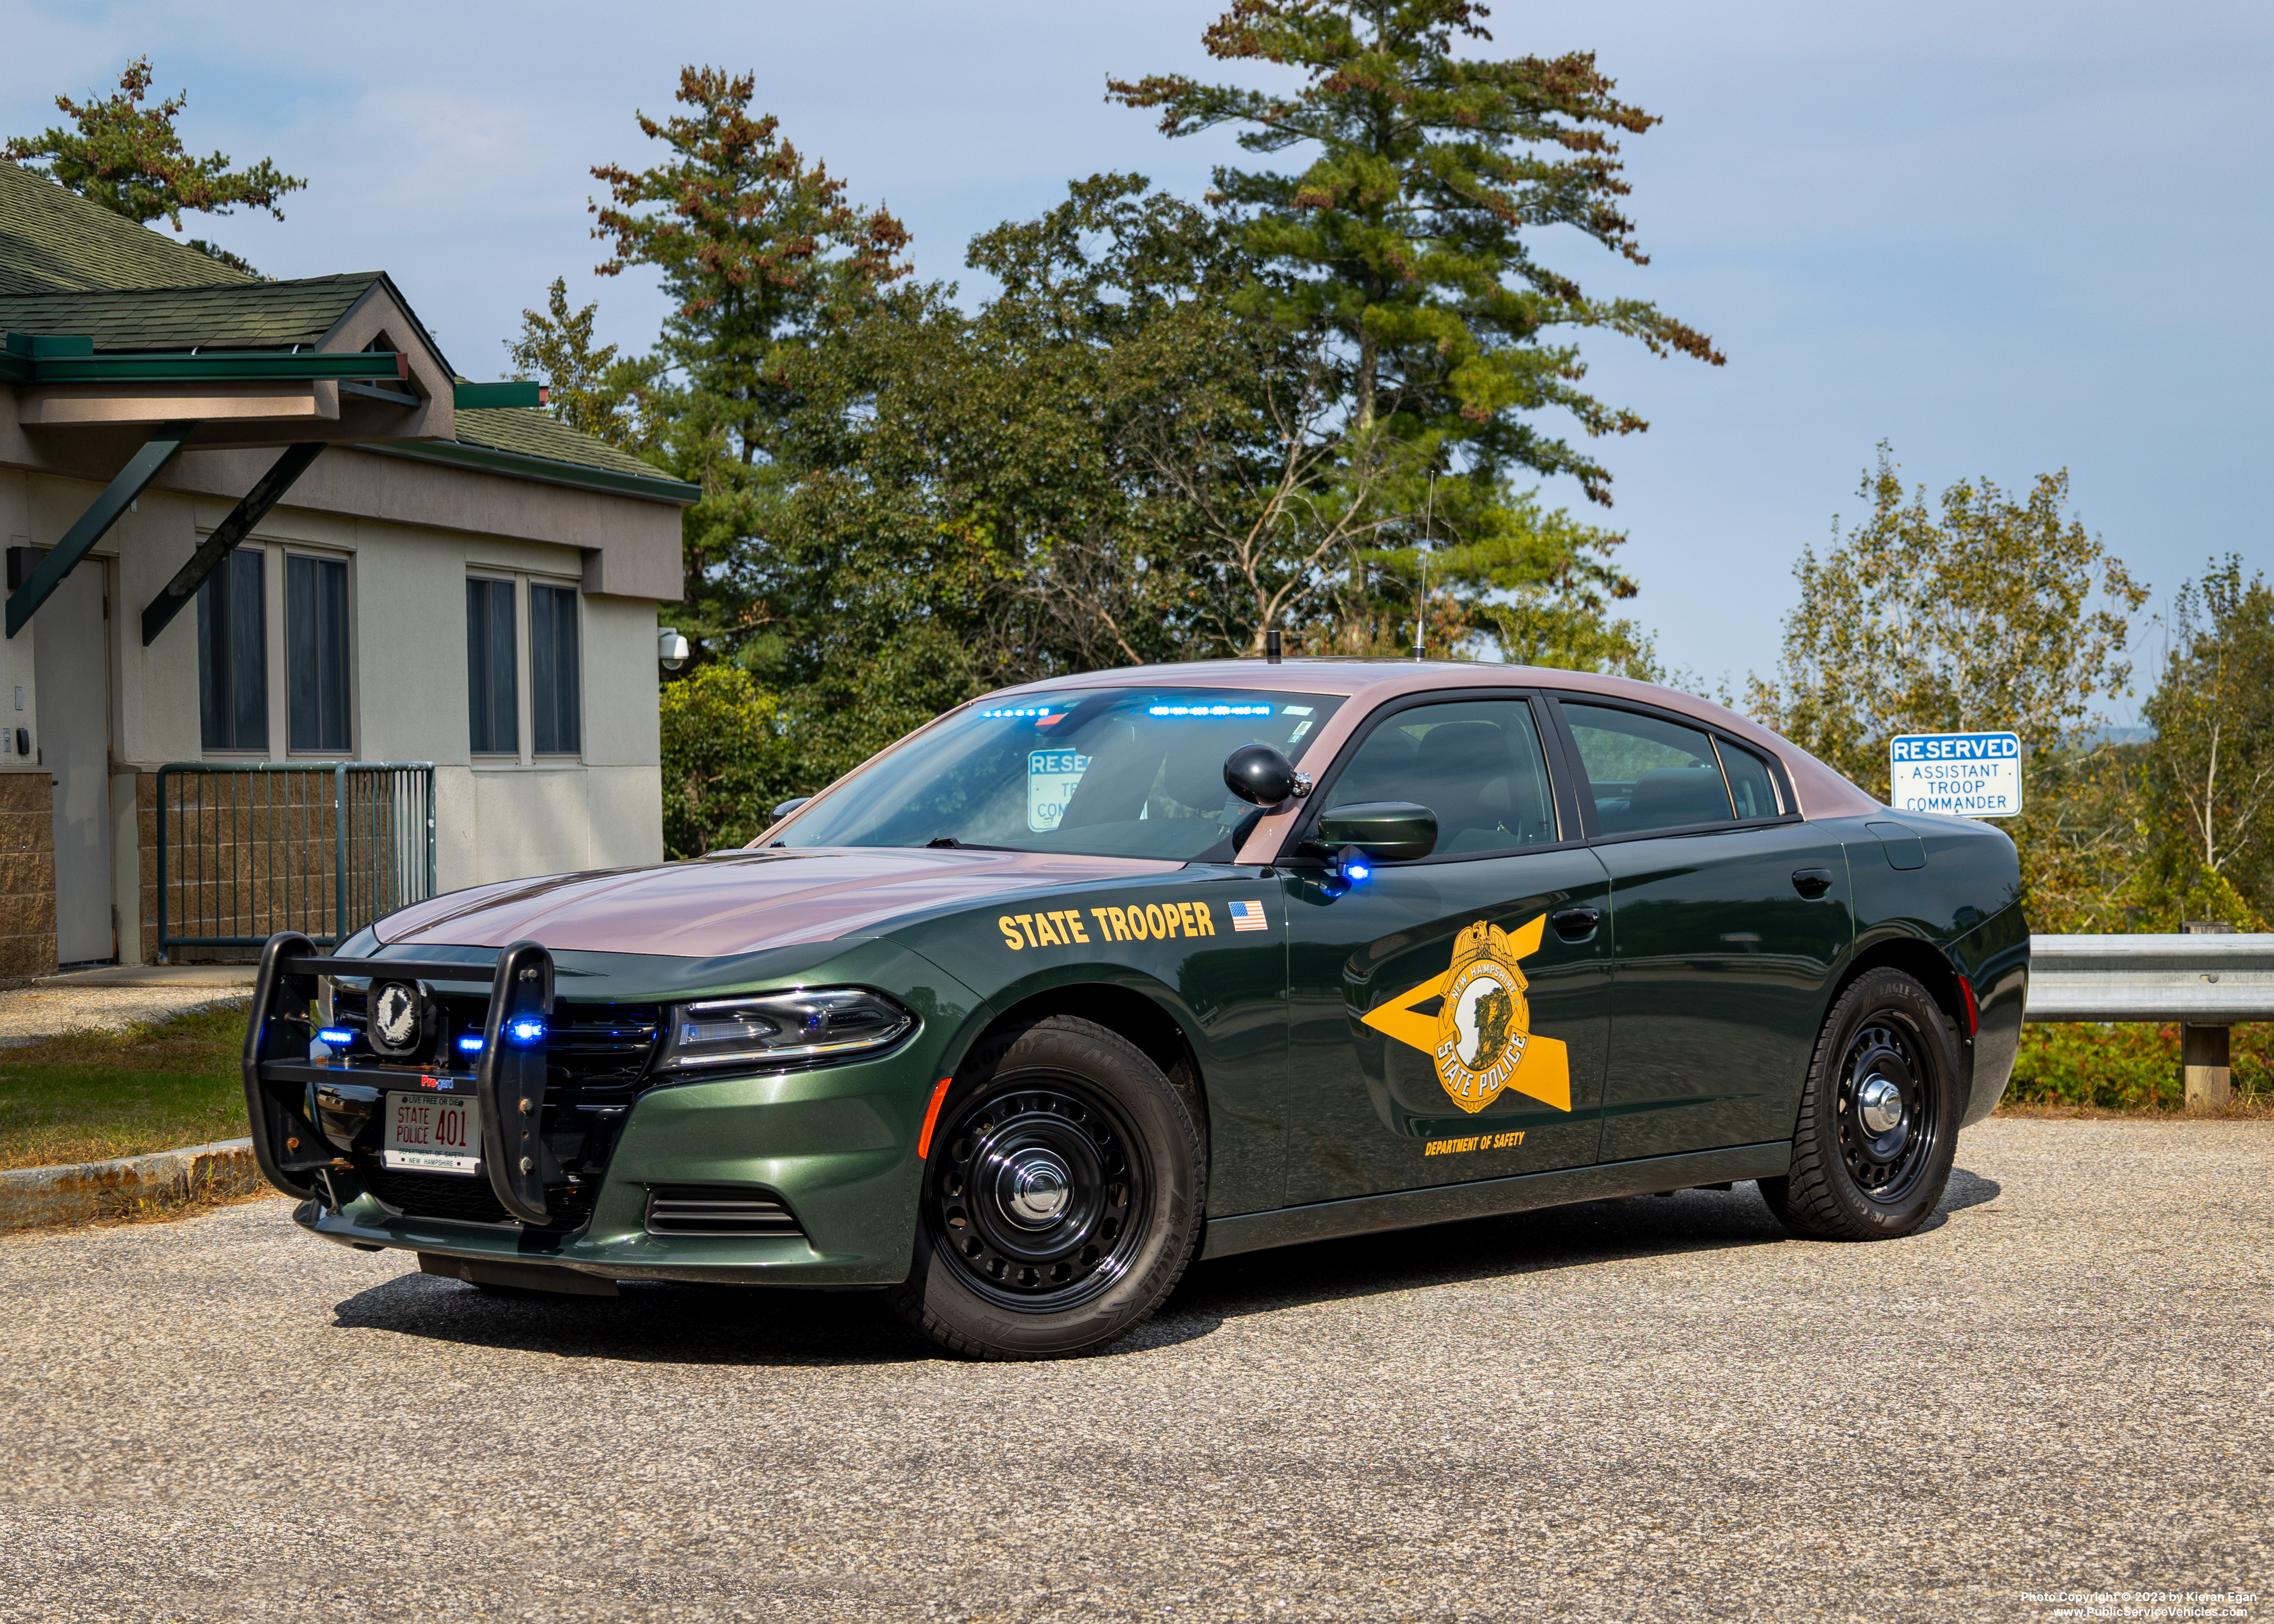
<box><xmin>1826</xmin><ymin>812</ymin><xmax>2028</xmax><ymax>1124</ymax></box>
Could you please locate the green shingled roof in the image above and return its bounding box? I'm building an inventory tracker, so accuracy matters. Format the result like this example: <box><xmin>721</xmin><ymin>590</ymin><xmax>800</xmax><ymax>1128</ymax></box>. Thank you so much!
<box><xmin>0</xmin><ymin>159</ymin><xmax>690</xmax><ymax>501</ymax></box>
<box><xmin>452</xmin><ymin>405</ymin><xmax>681</xmax><ymax>483</ymax></box>
<box><xmin>0</xmin><ymin>160</ymin><xmax>251</xmax><ymax>296</ymax></box>
<box><xmin>0</xmin><ymin>272</ymin><xmax>382</xmax><ymax>353</ymax></box>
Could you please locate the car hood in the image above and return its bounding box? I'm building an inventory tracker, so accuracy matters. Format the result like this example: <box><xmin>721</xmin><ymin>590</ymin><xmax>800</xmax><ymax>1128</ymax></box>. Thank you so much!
<box><xmin>373</xmin><ymin>847</ymin><xmax>1183</xmax><ymax>958</ymax></box>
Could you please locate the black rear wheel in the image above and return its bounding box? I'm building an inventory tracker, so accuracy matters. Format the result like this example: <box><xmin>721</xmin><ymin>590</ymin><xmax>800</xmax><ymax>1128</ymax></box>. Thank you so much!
<box><xmin>1760</xmin><ymin>967</ymin><xmax>1960</xmax><ymax>1240</ymax></box>
<box><xmin>890</xmin><ymin>1015</ymin><xmax>1204</xmax><ymax>1359</ymax></box>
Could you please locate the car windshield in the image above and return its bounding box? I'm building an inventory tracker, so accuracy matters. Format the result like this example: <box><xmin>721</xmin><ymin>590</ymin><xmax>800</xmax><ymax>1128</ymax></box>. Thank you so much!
<box><xmin>777</xmin><ymin>687</ymin><xmax>1347</xmax><ymax>861</ymax></box>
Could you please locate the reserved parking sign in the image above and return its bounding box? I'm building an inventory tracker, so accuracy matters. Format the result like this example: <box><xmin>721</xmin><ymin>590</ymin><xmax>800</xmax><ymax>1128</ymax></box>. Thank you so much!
<box><xmin>1888</xmin><ymin>732</ymin><xmax>2022</xmax><ymax>818</ymax></box>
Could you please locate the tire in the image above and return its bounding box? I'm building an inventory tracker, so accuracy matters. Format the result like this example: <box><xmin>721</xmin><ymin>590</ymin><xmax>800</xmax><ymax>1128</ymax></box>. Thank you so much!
<box><xmin>1759</xmin><ymin>967</ymin><xmax>1960</xmax><ymax>1241</ymax></box>
<box><xmin>889</xmin><ymin>1015</ymin><xmax>1206</xmax><ymax>1360</ymax></box>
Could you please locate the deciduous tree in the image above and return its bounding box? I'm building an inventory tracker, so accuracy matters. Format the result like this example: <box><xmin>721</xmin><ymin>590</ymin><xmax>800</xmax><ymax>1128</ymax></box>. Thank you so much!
<box><xmin>1748</xmin><ymin>447</ymin><xmax>2148</xmax><ymax>797</ymax></box>
<box><xmin>1749</xmin><ymin>446</ymin><xmax>2153</xmax><ymax>933</ymax></box>
<box><xmin>504</xmin><ymin>277</ymin><xmax>660</xmax><ymax>454</ymax></box>
<box><xmin>657</xmin><ymin>662</ymin><xmax>793</xmax><ymax>858</ymax></box>
<box><xmin>2144</xmin><ymin>556</ymin><xmax>2274</xmax><ymax>921</ymax></box>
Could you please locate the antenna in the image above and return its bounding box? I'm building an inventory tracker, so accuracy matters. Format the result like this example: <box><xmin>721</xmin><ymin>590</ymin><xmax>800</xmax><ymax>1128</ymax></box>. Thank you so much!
<box><xmin>1411</xmin><ymin>474</ymin><xmax>1432</xmax><ymax>661</ymax></box>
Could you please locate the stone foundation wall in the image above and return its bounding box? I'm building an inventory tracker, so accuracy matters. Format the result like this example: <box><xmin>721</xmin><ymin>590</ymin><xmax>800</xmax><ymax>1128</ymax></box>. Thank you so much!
<box><xmin>0</xmin><ymin>768</ymin><xmax>56</xmax><ymax>977</ymax></box>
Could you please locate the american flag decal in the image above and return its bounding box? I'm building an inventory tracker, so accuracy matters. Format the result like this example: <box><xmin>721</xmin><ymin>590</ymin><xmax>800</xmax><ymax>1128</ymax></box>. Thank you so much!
<box><xmin>1229</xmin><ymin>900</ymin><xmax>1268</xmax><ymax>932</ymax></box>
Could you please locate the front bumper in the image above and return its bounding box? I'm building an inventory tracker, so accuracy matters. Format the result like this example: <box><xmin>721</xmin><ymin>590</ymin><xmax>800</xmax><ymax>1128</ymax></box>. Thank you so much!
<box><xmin>299</xmin><ymin>1049</ymin><xmax>944</xmax><ymax>1285</ymax></box>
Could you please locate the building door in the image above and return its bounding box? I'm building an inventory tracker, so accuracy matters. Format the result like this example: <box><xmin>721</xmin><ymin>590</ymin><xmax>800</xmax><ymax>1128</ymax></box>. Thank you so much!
<box><xmin>1280</xmin><ymin>693</ymin><xmax>1615</xmax><ymax>1205</ymax></box>
<box><xmin>35</xmin><ymin>559</ymin><xmax>113</xmax><ymax>966</ymax></box>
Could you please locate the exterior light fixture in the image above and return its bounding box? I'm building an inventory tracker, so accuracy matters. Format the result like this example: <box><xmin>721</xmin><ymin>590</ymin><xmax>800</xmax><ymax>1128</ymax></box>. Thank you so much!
<box><xmin>658</xmin><ymin>627</ymin><xmax>690</xmax><ymax>671</ymax></box>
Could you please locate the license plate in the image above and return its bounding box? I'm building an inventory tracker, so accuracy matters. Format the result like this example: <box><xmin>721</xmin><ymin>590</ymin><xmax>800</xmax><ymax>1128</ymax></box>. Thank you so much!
<box><xmin>384</xmin><ymin>1091</ymin><xmax>482</xmax><ymax>1174</ymax></box>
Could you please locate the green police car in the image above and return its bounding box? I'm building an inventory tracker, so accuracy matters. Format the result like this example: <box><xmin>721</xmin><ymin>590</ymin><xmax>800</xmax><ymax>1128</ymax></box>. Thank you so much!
<box><xmin>245</xmin><ymin>661</ymin><xmax>2029</xmax><ymax>1359</ymax></box>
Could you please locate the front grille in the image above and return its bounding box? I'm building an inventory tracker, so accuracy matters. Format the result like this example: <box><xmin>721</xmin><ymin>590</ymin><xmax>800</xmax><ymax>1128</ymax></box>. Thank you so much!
<box><xmin>329</xmin><ymin>995</ymin><xmax>660</xmax><ymax>1229</ymax></box>
<box><xmin>329</xmin><ymin>992</ymin><xmax>662</xmax><ymax>1084</ymax></box>
<box><xmin>543</xmin><ymin>1007</ymin><xmax>662</xmax><ymax>1086</ymax></box>
<box><xmin>645</xmin><ymin>1185</ymin><xmax>804</xmax><ymax>1238</ymax></box>
<box><xmin>364</xmin><ymin>1166</ymin><xmax>511</xmax><ymax>1225</ymax></box>
<box><xmin>363</xmin><ymin>1166</ymin><xmax>597</xmax><ymax>1230</ymax></box>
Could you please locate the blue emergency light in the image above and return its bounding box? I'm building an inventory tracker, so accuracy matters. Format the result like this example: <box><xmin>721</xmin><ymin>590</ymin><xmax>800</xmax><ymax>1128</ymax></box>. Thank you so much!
<box><xmin>457</xmin><ymin>1034</ymin><xmax>485</xmax><ymax>1055</ymax></box>
<box><xmin>316</xmin><ymin>1027</ymin><xmax>355</xmax><ymax>1048</ymax></box>
<box><xmin>506</xmin><ymin>1016</ymin><xmax>547</xmax><ymax>1046</ymax></box>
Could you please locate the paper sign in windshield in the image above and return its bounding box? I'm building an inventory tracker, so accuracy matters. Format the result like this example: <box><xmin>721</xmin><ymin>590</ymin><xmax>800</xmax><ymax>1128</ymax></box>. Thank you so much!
<box><xmin>1888</xmin><ymin>732</ymin><xmax>2022</xmax><ymax>818</ymax></box>
<box><xmin>1027</xmin><ymin>749</ymin><xmax>1091</xmax><ymax>831</ymax></box>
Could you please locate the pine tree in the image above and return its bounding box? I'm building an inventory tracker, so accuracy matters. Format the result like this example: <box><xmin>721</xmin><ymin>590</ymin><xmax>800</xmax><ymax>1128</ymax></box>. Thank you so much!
<box><xmin>589</xmin><ymin>68</ymin><xmax>911</xmax><ymax>662</ymax></box>
<box><xmin>1110</xmin><ymin>1</ymin><xmax>1721</xmax><ymax>506</ymax></box>
<box><xmin>5</xmin><ymin>55</ymin><xmax>303</xmax><ymax>275</ymax></box>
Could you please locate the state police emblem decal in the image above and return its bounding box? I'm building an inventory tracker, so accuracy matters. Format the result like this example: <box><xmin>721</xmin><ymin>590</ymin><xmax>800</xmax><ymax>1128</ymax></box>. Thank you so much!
<box><xmin>1361</xmin><ymin>913</ymin><xmax>1572</xmax><ymax>1114</ymax></box>
<box><xmin>1433</xmin><ymin>920</ymin><xmax>1532</xmax><ymax>1112</ymax></box>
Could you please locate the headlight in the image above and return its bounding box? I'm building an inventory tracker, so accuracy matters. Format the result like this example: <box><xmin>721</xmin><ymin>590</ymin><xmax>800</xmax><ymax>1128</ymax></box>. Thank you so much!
<box><xmin>656</xmin><ymin>988</ymin><xmax>915</xmax><ymax>1071</ymax></box>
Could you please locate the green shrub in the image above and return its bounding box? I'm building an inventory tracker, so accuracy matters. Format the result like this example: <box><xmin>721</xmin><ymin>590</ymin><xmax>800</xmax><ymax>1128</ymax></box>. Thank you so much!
<box><xmin>2007</xmin><ymin>1021</ymin><xmax>2272</xmax><ymax>1110</ymax></box>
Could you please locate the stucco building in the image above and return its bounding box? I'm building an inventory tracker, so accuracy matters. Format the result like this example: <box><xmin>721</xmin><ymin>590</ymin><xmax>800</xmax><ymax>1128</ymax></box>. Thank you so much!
<box><xmin>0</xmin><ymin>161</ymin><xmax>693</xmax><ymax>973</ymax></box>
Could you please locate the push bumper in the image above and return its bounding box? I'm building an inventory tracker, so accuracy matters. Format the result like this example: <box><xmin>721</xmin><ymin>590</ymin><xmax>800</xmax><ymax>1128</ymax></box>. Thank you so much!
<box><xmin>297</xmin><ymin>1046</ymin><xmax>946</xmax><ymax>1287</ymax></box>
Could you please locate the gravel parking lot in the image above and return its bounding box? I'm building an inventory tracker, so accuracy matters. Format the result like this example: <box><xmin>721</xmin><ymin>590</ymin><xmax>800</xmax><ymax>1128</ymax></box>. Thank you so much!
<box><xmin>1</xmin><ymin>1117</ymin><xmax>2266</xmax><ymax>1623</ymax></box>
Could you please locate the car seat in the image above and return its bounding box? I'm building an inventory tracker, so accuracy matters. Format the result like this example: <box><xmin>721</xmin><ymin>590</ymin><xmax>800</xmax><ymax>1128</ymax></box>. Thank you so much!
<box><xmin>1606</xmin><ymin>765</ymin><xmax>1731</xmax><ymax>832</ymax></box>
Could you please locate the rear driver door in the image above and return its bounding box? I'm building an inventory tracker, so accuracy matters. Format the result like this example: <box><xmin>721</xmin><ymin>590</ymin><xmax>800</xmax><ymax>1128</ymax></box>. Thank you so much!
<box><xmin>1547</xmin><ymin>697</ymin><xmax>1854</xmax><ymax>1163</ymax></box>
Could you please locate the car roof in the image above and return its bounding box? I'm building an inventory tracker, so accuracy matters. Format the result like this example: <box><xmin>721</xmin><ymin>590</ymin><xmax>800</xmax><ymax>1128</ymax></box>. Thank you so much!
<box><xmin>978</xmin><ymin>659</ymin><xmax>1879</xmax><ymax>836</ymax></box>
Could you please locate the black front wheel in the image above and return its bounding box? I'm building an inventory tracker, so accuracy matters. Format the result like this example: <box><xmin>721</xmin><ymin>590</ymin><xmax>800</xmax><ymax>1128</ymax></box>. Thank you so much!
<box><xmin>1760</xmin><ymin>967</ymin><xmax>1960</xmax><ymax>1240</ymax></box>
<box><xmin>889</xmin><ymin>1015</ymin><xmax>1205</xmax><ymax>1359</ymax></box>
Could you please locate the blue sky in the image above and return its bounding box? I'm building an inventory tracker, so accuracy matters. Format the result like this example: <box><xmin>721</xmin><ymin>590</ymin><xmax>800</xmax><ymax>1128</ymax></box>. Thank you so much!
<box><xmin>5</xmin><ymin>1</ymin><xmax>2267</xmax><ymax>712</ymax></box>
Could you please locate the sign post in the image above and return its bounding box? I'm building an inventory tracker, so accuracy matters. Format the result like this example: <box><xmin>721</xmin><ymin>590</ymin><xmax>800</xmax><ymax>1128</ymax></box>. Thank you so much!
<box><xmin>1887</xmin><ymin>732</ymin><xmax>2022</xmax><ymax>818</ymax></box>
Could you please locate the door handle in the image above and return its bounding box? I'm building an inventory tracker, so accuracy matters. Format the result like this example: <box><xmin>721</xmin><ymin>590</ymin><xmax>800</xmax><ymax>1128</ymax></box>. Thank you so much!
<box><xmin>1791</xmin><ymin>867</ymin><xmax>1835</xmax><ymax>900</ymax></box>
<box><xmin>1549</xmin><ymin>906</ymin><xmax>1600</xmax><ymax>940</ymax></box>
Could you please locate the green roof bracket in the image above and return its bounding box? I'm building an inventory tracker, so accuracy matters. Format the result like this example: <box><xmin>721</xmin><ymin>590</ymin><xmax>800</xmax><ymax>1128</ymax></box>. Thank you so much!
<box><xmin>140</xmin><ymin>442</ymin><xmax>326</xmax><ymax>648</ymax></box>
<box><xmin>7</xmin><ymin>420</ymin><xmax>197</xmax><ymax>639</ymax></box>
<box><xmin>453</xmin><ymin>381</ymin><xmax>547</xmax><ymax>409</ymax></box>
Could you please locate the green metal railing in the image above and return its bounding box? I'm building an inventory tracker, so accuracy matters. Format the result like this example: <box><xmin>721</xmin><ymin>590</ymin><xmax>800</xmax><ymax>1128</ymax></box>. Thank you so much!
<box><xmin>155</xmin><ymin>763</ymin><xmax>436</xmax><ymax>957</ymax></box>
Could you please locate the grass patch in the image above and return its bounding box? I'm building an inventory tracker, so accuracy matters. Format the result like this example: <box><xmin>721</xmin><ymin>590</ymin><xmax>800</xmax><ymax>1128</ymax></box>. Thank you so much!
<box><xmin>0</xmin><ymin>1003</ymin><xmax>249</xmax><ymax>1172</ymax></box>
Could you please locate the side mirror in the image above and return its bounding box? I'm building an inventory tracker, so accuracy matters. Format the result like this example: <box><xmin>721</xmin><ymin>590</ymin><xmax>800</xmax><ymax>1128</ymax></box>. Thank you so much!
<box><xmin>1224</xmin><ymin>744</ymin><xmax>1308</xmax><ymax>807</ymax></box>
<box><xmin>772</xmin><ymin>796</ymin><xmax>810</xmax><ymax>820</ymax></box>
<box><xmin>1316</xmin><ymin>802</ymin><xmax>1438</xmax><ymax>862</ymax></box>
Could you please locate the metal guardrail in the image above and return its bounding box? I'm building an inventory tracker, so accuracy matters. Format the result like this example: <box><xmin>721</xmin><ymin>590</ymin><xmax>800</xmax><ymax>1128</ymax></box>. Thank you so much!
<box><xmin>2024</xmin><ymin>933</ymin><xmax>2274</xmax><ymax>1023</ymax></box>
<box><xmin>2023</xmin><ymin>930</ymin><xmax>2268</xmax><ymax>1106</ymax></box>
<box><xmin>155</xmin><ymin>763</ymin><xmax>436</xmax><ymax>958</ymax></box>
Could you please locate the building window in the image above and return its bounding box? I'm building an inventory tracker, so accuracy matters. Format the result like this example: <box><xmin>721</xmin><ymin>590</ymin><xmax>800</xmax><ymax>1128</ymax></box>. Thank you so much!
<box><xmin>530</xmin><ymin>584</ymin><xmax>581</xmax><ymax>755</ymax></box>
<box><xmin>286</xmin><ymin>554</ymin><xmax>351</xmax><ymax>753</ymax></box>
<box><xmin>197</xmin><ymin>548</ymin><xmax>267</xmax><ymax>752</ymax></box>
<box><xmin>466</xmin><ymin>577</ymin><xmax>517</xmax><ymax>755</ymax></box>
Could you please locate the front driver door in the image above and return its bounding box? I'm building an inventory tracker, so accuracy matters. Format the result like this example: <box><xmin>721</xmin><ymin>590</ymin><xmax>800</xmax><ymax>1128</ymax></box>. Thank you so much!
<box><xmin>1280</xmin><ymin>692</ymin><xmax>1615</xmax><ymax>1205</ymax></box>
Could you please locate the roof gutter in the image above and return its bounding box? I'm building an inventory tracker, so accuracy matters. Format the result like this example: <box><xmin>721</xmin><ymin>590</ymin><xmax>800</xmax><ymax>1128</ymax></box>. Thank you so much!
<box><xmin>1</xmin><ymin>332</ymin><xmax>408</xmax><ymax>387</ymax></box>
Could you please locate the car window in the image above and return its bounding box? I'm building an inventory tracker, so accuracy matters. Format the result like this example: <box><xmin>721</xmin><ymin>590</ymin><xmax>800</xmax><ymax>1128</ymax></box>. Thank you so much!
<box><xmin>776</xmin><ymin>687</ymin><xmax>1345</xmax><ymax>861</ymax></box>
<box><xmin>1716</xmin><ymin>738</ymin><xmax>1782</xmax><ymax>820</ymax></box>
<box><xmin>1322</xmin><ymin>698</ymin><xmax>1559</xmax><ymax>856</ymax></box>
<box><xmin>1561</xmin><ymin>702</ymin><xmax>1735</xmax><ymax>834</ymax></box>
